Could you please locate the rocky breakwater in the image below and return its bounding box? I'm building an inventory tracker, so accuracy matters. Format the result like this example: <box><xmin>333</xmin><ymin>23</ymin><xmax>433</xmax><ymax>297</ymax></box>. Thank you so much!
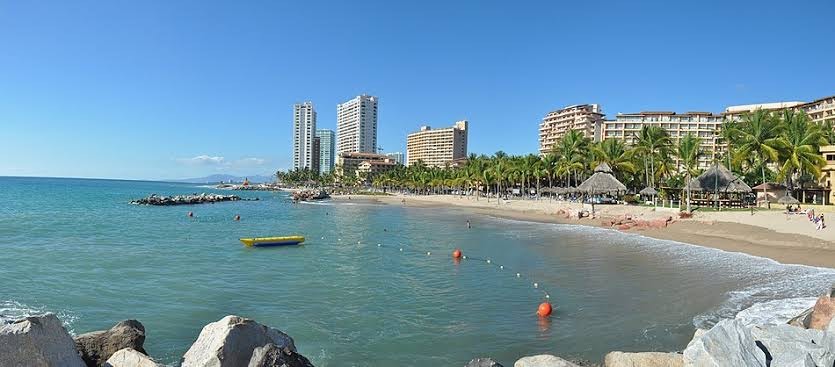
<box><xmin>292</xmin><ymin>190</ymin><xmax>329</xmax><ymax>202</ymax></box>
<box><xmin>130</xmin><ymin>193</ymin><xmax>251</xmax><ymax>206</ymax></box>
<box><xmin>0</xmin><ymin>314</ymin><xmax>313</xmax><ymax>367</ymax></box>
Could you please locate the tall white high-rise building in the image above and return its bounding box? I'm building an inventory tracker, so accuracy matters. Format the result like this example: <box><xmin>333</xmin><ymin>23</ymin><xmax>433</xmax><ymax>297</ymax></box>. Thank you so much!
<box><xmin>293</xmin><ymin>102</ymin><xmax>317</xmax><ymax>170</ymax></box>
<box><xmin>336</xmin><ymin>94</ymin><xmax>378</xmax><ymax>154</ymax></box>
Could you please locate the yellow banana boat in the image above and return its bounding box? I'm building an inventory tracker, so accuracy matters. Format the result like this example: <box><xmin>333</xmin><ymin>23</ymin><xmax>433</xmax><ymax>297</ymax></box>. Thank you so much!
<box><xmin>239</xmin><ymin>236</ymin><xmax>305</xmax><ymax>247</ymax></box>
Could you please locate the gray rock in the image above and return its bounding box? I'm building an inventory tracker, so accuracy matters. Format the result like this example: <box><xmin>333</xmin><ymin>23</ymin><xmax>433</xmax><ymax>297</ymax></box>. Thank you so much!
<box><xmin>465</xmin><ymin>357</ymin><xmax>504</xmax><ymax>367</ymax></box>
<box><xmin>103</xmin><ymin>348</ymin><xmax>162</xmax><ymax>367</ymax></box>
<box><xmin>514</xmin><ymin>354</ymin><xmax>580</xmax><ymax>367</ymax></box>
<box><xmin>0</xmin><ymin>313</ymin><xmax>86</xmax><ymax>367</ymax></box>
<box><xmin>75</xmin><ymin>320</ymin><xmax>147</xmax><ymax>367</ymax></box>
<box><xmin>682</xmin><ymin>319</ymin><xmax>766</xmax><ymax>367</ymax></box>
<box><xmin>686</xmin><ymin>328</ymin><xmax>709</xmax><ymax>349</ymax></box>
<box><xmin>181</xmin><ymin>315</ymin><xmax>299</xmax><ymax>367</ymax></box>
<box><xmin>787</xmin><ymin>307</ymin><xmax>813</xmax><ymax>328</ymax></box>
<box><xmin>247</xmin><ymin>343</ymin><xmax>314</xmax><ymax>367</ymax></box>
<box><xmin>751</xmin><ymin>324</ymin><xmax>835</xmax><ymax>367</ymax></box>
<box><xmin>603</xmin><ymin>351</ymin><xmax>682</xmax><ymax>367</ymax></box>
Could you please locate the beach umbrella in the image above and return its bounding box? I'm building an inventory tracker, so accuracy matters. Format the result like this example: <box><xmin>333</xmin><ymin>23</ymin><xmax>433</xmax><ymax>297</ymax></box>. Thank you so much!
<box><xmin>639</xmin><ymin>187</ymin><xmax>658</xmax><ymax>196</ymax></box>
<box><xmin>777</xmin><ymin>194</ymin><xmax>800</xmax><ymax>205</ymax></box>
<box><xmin>576</xmin><ymin>163</ymin><xmax>627</xmax><ymax>194</ymax></box>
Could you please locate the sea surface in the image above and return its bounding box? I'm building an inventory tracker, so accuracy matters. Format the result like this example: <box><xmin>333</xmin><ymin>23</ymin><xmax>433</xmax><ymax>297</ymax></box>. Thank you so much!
<box><xmin>1</xmin><ymin>177</ymin><xmax>833</xmax><ymax>366</ymax></box>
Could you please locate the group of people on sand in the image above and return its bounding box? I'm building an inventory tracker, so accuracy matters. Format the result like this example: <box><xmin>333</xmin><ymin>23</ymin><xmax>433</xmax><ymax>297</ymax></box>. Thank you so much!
<box><xmin>785</xmin><ymin>205</ymin><xmax>826</xmax><ymax>230</ymax></box>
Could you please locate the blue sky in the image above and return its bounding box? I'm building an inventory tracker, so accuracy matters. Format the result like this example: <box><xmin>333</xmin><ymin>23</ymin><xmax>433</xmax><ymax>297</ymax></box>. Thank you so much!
<box><xmin>1</xmin><ymin>0</ymin><xmax>834</xmax><ymax>180</ymax></box>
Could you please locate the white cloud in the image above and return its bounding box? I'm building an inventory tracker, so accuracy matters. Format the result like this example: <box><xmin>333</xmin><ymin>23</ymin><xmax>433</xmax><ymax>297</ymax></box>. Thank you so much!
<box><xmin>176</xmin><ymin>155</ymin><xmax>268</xmax><ymax>169</ymax></box>
<box><xmin>234</xmin><ymin>157</ymin><xmax>267</xmax><ymax>166</ymax></box>
<box><xmin>178</xmin><ymin>155</ymin><xmax>225</xmax><ymax>165</ymax></box>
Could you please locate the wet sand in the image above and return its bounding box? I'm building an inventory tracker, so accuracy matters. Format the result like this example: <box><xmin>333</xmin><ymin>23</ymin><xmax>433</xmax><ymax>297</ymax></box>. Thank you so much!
<box><xmin>332</xmin><ymin>194</ymin><xmax>835</xmax><ymax>269</ymax></box>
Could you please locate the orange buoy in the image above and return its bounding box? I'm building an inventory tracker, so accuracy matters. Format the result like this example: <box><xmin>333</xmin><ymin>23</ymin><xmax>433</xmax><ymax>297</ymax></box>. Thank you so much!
<box><xmin>187</xmin><ymin>211</ymin><xmax>194</xmax><ymax>217</ymax></box>
<box><xmin>452</xmin><ymin>248</ymin><xmax>463</xmax><ymax>259</ymax></box>
<box><xmin>234</xmin><ymin>215</ymin><xmax>241</xmax><ymax>221</ymax></box>
<box><xmin>537</xmin><ymin>302</ymin><xmax>553</xmax><ymax>317</ymax></box>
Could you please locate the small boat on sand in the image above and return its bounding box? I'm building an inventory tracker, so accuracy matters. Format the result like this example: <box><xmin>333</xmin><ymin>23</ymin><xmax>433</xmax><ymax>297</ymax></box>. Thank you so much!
<box><xmin>239</xmin><ymin>236</ymin><xmax>305</xmax><ymax>247</ymax></box>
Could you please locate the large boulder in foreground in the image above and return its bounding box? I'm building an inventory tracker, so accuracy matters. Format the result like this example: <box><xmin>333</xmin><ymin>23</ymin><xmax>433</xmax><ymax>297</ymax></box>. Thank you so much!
<box><xmin>682</xmin><ymin>319</ymin><xmax>765</xmax><ymax>367</ymax></box>
<box><xmin>465</xmin><ymin>357</ymin><xmax>504</xmax><ymax>367</ymax></box>
<box><xmin>513</xmin><ymin>354</ymin><xmax>580</xmax><ymax>367</ymax></box>
<box><xmin>75</xmin><ymin>320</ymin><xmax>147</xmax><ymax>367</ymax></box>
<box><xmin>603</xmin><ymin>351</ymin><xmax>682</xmax><ymax>367</ymax></box>
<box><xmin>103</xmin><ymin>348</ymin><xmax>162</xmax><ymax>367</ymax></box>
<box><xmin>750</xmin><ymin>324</ymin><xmax>835</xmax><ymax>367</ymax></box>
<box><xmin>181</xmin><ymin>315</ymin><xmax>301</xmax><ymax>367</ymax></box>
<box><xmin>0</xmin><ymin>313</ymin><xmax>86</xmax><ymax>367</ymax></box>
<box><xmin>247</xmin><ymin>343</ymin><xmax>314</xmax><ymax>367</ymax></box>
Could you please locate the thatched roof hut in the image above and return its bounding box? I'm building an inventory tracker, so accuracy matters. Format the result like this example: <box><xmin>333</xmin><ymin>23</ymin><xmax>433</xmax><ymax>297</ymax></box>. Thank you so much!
<box><xmin>639</xmin><ymin>187</ymin><xmax>658</xmax><ymax>196</ymax></box>
<box><xmin>576</xmin><ymin>163</ymin><xmax>627</xmax><ymax>194</ymax></box>
<box><xmin>686</xmin><ymin>163</ymin><xmax>751</xmax><ymax>193</ymax></box>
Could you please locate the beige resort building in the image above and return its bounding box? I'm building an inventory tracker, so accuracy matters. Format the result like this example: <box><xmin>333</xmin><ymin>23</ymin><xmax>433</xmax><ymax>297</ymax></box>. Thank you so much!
<box><xmin>538</xmin><ymin>104</ymin><xmax>604</xmax><ymax>155</ymax></box>
<box><xmin>406</xmin><ymin>120</ymin><xmax>468</xmax><ymax>167</ymax></box>
<box><xmin>335</xmin><ymin>152</ymin><xmax>398</xmax><ymax>183</ymax></box>
<box><xmin>601</xmin><ymin>111</ymin><xmax>725</xmax><ymax>168</ymax></box>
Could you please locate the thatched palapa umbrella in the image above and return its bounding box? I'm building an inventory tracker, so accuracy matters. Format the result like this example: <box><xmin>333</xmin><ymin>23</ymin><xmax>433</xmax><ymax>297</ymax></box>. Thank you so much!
<box><xmin>639</xmin><ymin>187</ymin><xmax>658</xmax><ymax>196</ymax></box>
<box><xmin>639</xmin><ymin>186</ymin><xmax>658</xmax><ymax>206</ymax></box>
<box><xmin>577</xmin><ymin>163</ymin><xmax>626</xmax><ymax>214</ymax></box>
<box><xmin>577</xmin><ymin>163</ymin><xmax>627</xmax><ymax>194</ymax></box>
<box><xmin>777</xmin><ymin>194</ymin><xmax>800</xmax><ymax>205</ymax></box>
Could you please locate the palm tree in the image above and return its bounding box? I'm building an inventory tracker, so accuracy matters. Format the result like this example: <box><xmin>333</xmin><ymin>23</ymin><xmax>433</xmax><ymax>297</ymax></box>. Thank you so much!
<box><xmin>777</xmin><ymin>109</ymin><xmax>826</xmax><ymax>192</ymax></box>
<box><xmin>556</xmin><ymin>130</ymin><xmax>591</xmax><ymax>185</ymax></box>
<box><xmin>677</xmin><ymin>133</ymin><xmax>702</xmax><ymax>213</ymax></box>
<box><xmin>822</xmin><ymin>120</ymin><xmax>835</xmax><ymax>145</ymax></box>
<box><xmin>542</xmin><ymin>153</ymin><xmax>559</xmax><ymax>198</ymax></box>
<box><xmin>634</xmin><ymin>125</ymin><xmax>671</xmax><ymax>188</ymax></box>
<box><xmin>592</xmin><ymin>138</ymin><xmax>636</xmax><ymax>178</ymax></box>
<box><xmin>718</xmin><ymin>119</ymin><xmax>740</xmax><ymax>171</ymax></box>
<box><xmin>736</xmin><ymin>109</ymin><xmax>784</xmax><ymax>207</ymax></box>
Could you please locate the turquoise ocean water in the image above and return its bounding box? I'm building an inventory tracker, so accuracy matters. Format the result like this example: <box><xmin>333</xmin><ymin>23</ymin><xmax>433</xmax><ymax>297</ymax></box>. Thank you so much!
<box><xmin>1</xmin><ymin>177</ymin><xmax>833</xmax><ymax>366</ymax></box>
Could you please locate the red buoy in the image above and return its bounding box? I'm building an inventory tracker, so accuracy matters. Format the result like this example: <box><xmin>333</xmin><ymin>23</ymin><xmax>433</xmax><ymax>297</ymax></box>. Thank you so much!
<box><xmin>537</xmin><ymin>302</ymin><xmax>553</xmax><ymax>317</ymax></box>
<box><xmin>452</xmin><ymin>248</ymin><xmax>463</xmax><ymax>259</ymax></box>
<box><xmin>187</xmin><ymin>211</ymin><xmax>194</xmax><ymax>217</ymax></box>
<box><xmin>234</xmin><ymin>215</ymin><xmax>241</xmax><ymax>221</ymax></box>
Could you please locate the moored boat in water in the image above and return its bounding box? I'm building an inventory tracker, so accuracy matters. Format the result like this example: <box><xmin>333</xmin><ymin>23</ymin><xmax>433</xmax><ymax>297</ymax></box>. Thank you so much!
<box><xmin>239</xmin><ymin>236</ymin><xmax>305</xmax><ymax>247</ymax></box>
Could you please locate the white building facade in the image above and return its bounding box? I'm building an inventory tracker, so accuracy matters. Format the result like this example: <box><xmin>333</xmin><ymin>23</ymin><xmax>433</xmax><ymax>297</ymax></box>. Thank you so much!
<box><xmin>293</xmin><ymin>102</ymin><xmax>317</xmax><ymax>170</ymax></box>
<box><xmin>337</xmin><ymin>94</ymin><xmax>378</xmax><ymax>154</ymax></box>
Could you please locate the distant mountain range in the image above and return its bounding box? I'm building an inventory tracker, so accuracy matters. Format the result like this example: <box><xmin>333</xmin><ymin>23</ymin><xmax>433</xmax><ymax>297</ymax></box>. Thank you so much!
<box><xmin>172</xmin><ymin>174</ymin><xmax>275</xmax><ymax>184</ymax></box>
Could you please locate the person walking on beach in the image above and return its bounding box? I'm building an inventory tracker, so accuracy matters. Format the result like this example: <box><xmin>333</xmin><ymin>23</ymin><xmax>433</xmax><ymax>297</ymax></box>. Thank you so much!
<box><xmin>817</xmin><ymin>214</ymin><xmax>826</xmax><ymax>230</ymax></box>
<box><xmin>466</xmin><ymin>220</ymin><xmax>471</xmax><ymax>229</ymax></box>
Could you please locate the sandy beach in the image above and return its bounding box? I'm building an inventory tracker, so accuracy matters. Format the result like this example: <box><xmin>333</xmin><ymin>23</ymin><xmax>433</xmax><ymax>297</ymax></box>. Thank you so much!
<box><xmin>333</xmin><ymin>194</ymin><xmax>835</xmax><ymax>269</ymax></box>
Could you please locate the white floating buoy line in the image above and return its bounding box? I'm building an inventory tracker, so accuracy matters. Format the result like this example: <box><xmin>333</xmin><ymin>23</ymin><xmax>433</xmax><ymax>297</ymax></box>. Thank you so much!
<box><xmin>367</xmin><ymin>242</ymin><xmax>555</xmax><ymax>318</ymax></box>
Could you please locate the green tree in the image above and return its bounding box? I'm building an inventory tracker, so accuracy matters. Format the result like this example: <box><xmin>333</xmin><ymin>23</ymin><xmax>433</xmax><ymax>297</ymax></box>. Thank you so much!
<box><xmin>634</xmin><ymin>125</ymin><xmax>671</xmax><ymax>188</ymax></box>
<box><xmin>777</xmin><ymin>109</ymin><xmax>826</xmax><ymax>191</ymax></box>
<box><xmin>677</xmin><ymin>133</ymin><xmax>702</xmax><ymax>213</ymax></box>
<box><xmin>735</xmin><ymin>109</ymin><xmax>785</xmax><ymax>206</ymax></box>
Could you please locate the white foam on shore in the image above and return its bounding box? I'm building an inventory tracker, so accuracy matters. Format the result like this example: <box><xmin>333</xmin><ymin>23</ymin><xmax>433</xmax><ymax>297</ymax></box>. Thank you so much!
<box><xmin>0</xmin><ymin>300</ymin><xmax>78</xmax><ymax>334</ymax></box>
<box><xmin>484</xmin><ymin>216</ymin><xmax>835</xmax><ymax>329</ymax></box>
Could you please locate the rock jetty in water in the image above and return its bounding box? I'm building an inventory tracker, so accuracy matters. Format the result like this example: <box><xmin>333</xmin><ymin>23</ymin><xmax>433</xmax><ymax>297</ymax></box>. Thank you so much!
<box><xmin>130</xmin><ymin>193</ymin><xmax>247</xmax><ymax>206</ymax></box>
<box><xmin>292</xmin><ymin>190</ymin><xmax>329</xmax><ymax>202</ymax></box>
